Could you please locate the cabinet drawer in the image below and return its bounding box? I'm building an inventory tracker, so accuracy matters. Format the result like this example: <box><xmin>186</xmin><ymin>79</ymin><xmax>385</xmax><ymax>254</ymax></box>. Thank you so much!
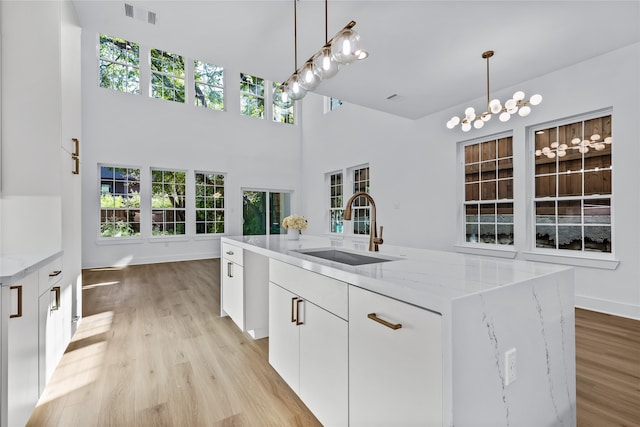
<box><xmin>269</xmin><ymin>259</ymin><xmax>348</xmax><ymax>320</ymax></box>
<box><xmin>38</xmin><ymin>256</ymin><xmax>63</xmax><ymax>296</ymax></box>
<box><xmin>222</xmin><ymin>242</ymin><xmax>243</xmax><ymax>266</ymax></box>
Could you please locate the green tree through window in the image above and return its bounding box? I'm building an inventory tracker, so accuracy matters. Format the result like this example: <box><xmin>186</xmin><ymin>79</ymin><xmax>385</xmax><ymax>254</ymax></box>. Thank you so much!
<box><xmin>240</xmin><ymin>73</ymin><xmax>265</xmax><ymax>118</ymax></box>
<box><xmin>99</xmin><ymin>34</ymin><xmax>140</xmax><ymax>93</ymax></box>
<box><xmin>151</xmin><ymin>48</ymin><xmax>185</xmax><ymax>103</ymax></box>
<box><xmin>194</xmin><ymin>61</ymin><xmax>224</xmax><ymax>110</ymax></box>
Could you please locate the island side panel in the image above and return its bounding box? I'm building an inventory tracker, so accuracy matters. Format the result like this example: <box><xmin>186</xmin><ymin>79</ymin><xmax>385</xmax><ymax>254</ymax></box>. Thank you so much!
<box><xmin>451</xmin><ymin>269</ymin><xmax>575</xmax><ymax>427</ymax></box>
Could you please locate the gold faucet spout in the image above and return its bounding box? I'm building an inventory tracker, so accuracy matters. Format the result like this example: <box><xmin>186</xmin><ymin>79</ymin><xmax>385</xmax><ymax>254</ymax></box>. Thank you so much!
<box><xmin>343</xmin><ymin>191</ymin><xmax>383</xmax><ymax>252</ymax></box>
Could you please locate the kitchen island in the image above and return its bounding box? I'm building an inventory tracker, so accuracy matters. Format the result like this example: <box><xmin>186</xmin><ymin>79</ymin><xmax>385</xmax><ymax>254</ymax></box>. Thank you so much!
<box><xmin>221</xmin><ymin>235</ymin><xmax>575</xmax><ymax>427</ymax></box>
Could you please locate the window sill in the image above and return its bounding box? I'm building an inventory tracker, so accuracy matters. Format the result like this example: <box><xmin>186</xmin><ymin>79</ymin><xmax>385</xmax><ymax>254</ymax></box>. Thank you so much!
<box><xmin>454</xmin><ymin>244</ymin><xmax>517</xmax><ymax>259</ymax></box>
<box><xmin>521</xmin><ymin>251</ymin><xmax>619</xmax><ymax>270</ymax></box>
<box><xmin>149</xmin><ymin>235</ymin><xmax>191</xmax><ymax>243</ymax></box>
<box><xmin>193</xmin><ymin>234</ymin><xmax>223</xmax><ymax>241</ymax></box>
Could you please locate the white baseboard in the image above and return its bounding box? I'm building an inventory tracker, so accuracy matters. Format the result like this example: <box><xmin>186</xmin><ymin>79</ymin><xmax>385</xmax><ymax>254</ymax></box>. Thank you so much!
<box><xmin>575</xmin><ymin>295</ymin><xmax>640</xmax><ymax>321</ymax></box>
<box><xmin>83</xmin><ymin>251</ymin><xmax>218</xmax><ymax>269</ymax></box>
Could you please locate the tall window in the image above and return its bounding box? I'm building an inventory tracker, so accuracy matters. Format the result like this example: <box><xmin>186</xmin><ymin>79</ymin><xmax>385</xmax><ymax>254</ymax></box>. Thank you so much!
<box><xmin>463</xmin><ymin>136</ymin><xmax>514</xmax><ymax>245</ymax></box>
<box><xmin>240</xmin><ymin>73</ymin><xmax>265</xmax><ymax>118</ymax></box>
<box><xmin>533</xmin><ymin>114</ymin><xmax>612</xmax><ymax>253</ymax></box>
<box><xmin>194</xmin><ymin>61</ymin><xmax>224</xmax><ymax>110</ymax></box>
<box><xmin>195</xmin><ymin>172</ymin><xmax>225</xmax><ymax>234</ymax></box>
<box><xmin>150</xmin><ymin>48</ymin><xmax>185</xmax><ymax>102</ymax></box>
<box><xmin>273</xmin><ymin>82</ymin><xmax>294</xmax><ymax>124</ymax></box>
<box><xmin>329</xmin><ymin>172</ymin><xmax>344</xmax><ymax>233</ymax></box>
<box><xmin>351</xmin><ymin>166</ymin><xmax>370</xmax><ymax>235</ymax></box>
<box><xmin>99</xmin><ymin>34</ymin><xmax>139</xmax><ymax>94</ymax></box>
<box><xmin>99</xmin><ymin>166</ymin><xmax>141</xmax><ymax>237</ymax></box>
<box><xmin>151</xmin><ymin>169</ymin><xmax>186</xmax><ymax>235</ymax></box>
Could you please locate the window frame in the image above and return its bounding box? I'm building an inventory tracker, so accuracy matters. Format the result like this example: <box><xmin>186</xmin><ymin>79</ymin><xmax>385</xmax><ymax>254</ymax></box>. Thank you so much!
<box><xmin>194</xmin><ymin>171</ymin><xmax>226</xmax><ymax>236</ymax></box>
<box><xmin>460</xmin><ymin>132</ymin><xmax>515</xmax><ymax>248</ymax></box>
<box><xmin>98</xmin><ymin>34</ymin><xmax>140</xmax><ymax>94</ymax></box>
<box><xmin>194</xmin><ymin>60</ymin><xmax>224</xmax><ymax>111</ymax></box>
<box><xmin>150</xmin><ymin>48</ymin><xmax>186</xmax><ymax>103</ymax></box>
<box><xmin>98</xmin><ymin>164</ymin><xmax>142</xmax><ymax>240</ymax></box>
<box><xmin>150</xmin><ymin>167</ymin><xmax>188</xmax><ymax>237</ymax></box>
<box><xmin>240</xmin><ymin>73</ymin><xmax>265</xmax><ymax>119</ymax></box>
<box><xmin>526</xmin><ymin>109</ymin><xmax>615</xmax><ymax>264</ymax></box>
<box><xmin>327</xmin><ymin>170</ymin><xmax>344</xmax><ymax>234</ymax></box>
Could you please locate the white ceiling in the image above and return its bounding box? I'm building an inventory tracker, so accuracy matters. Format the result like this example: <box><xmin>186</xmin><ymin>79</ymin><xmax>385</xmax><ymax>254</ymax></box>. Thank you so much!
<box><xmin>72</xmin><ymin>0</ymin><xmax>640</xmax><ymax>120</ymax></box>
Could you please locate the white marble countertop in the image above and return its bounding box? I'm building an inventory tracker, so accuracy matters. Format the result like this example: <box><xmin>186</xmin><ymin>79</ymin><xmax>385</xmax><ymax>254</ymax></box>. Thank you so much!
<box><xmin>0</xmin><ymin>249</ymin><xmax>63</xmax><ymax>286</ymax></box>
<box><xmin>222</xmin><ymin>235</ymin><xmax>571</xmax><ymax>314</ymax></box>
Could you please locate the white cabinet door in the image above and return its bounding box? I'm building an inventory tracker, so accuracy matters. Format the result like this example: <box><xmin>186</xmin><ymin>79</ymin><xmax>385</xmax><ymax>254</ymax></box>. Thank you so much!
<box><xmin>222</xmin><ymin>260</ymin><xmax>244</xmax><ymax>331</ymax></box>
<box><xmin>299</xmin><ymin>300</ymin><xmax>348</xmax><ymax>427</ymax></box>
<box><xmin>268</xmin><ymin>282</ymin><xmax>300</xmax><ymax>393</ymax></box>
<box><xmin>349</xmin><ymin>286</ymin><xmax>443</xmax><ymax>427</ymax></box>
<box><xmin>7</xmin><ymin>272</ymin><xmax>39</xmax><ymax>427</ymax></box>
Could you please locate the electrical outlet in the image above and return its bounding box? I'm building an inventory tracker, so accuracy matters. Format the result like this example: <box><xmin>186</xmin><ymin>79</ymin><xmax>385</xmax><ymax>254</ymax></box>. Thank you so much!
<box><xmin>505</xmin><ymin>348</ymin><xmax>517</xmax><ymax>386</ymax></box>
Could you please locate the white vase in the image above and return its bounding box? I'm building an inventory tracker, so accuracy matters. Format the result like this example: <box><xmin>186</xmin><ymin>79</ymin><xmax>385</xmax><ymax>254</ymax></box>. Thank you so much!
<box><xmin>287</xmin><ymin>228</ymin><xmax>300</xmax><ymax>240</ymax></box>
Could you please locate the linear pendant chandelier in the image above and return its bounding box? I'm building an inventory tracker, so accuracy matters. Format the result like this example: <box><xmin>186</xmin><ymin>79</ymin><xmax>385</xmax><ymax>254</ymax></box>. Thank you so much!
<box><xmin>273</xmin><ymin>0</ymin><xmax>368</xmax><ymax>108</ymax></box>
<box><xmin>446</xmin><ymin>50</ymin><xmax>542</xmax><ymax>132</ymax></box>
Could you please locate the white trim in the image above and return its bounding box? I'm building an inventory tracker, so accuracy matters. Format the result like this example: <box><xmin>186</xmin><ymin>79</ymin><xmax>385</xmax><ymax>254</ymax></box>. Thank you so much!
<box><xmin>521</xmin><ymin>250</ymin><xmax>619</xmax><ymax>270</ymax></box>
<box><xmin>454</xmin><ymin>245</ymin><xmax>517</xmax><ymax>259</ymax></box>
<box><xmin>575</xmin><ymin>295</ymin><xmax>640</xmax><ymax>321</ymax></box>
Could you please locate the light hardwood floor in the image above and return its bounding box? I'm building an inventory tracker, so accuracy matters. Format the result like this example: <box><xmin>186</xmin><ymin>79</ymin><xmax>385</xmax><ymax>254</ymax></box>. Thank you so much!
<box><xmin>27</xmin><ymin>259</ymin><xmax>321</xmax><ymax>427</ymax></box>
<box><xmin>27</xmin><ymin>259</ymin><xmax>640</xmax><ymax>426</ymax></box>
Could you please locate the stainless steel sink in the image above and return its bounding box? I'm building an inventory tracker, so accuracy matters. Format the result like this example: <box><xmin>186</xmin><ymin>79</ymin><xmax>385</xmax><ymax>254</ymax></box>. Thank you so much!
<box><xmin>292</xmin><ymin>248</ymin><xmax>397</xmax><ymax>266</ymax></box>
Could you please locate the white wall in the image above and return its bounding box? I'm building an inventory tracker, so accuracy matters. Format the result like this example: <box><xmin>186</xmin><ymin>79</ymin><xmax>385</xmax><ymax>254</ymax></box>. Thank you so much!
<box><xmin>301</xmin><ymin>43</ymin><xmax>640</xmax><ymax>320</ymax></box>
<box><xmin>80</xmin><ymin>30</ymin><xmax>302</xmax><ymax>268</ymax></box>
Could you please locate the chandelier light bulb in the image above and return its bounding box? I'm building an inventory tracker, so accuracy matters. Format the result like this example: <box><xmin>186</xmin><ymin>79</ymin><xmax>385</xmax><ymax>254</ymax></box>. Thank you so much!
<box><xmin>461</xmin><ymin>122</ymin><xmax>472</xmax><ymax>132</ymax></box>
<box><xmin>559</xmin><ymin>143</ymin><xmax>568</xmax><ymax>150</ymax></box>
<box><xmin>535</xmin><ymin>149</ymin><xmax>542</xmax><ymax>156</ymax></box>
<box><xmin>474</xmin><ymin>119</ymin><xmax>484</xmax><ymax>129</ymax></box>
<box><xmin>505</xmin><ymin>99</ymin><xmax>517</xmax><ymax>110</ymax></box>
<box><xmin>558</xmin><ymin>150</ymin><xmax>567</xmax><ymax>157</ymax></box>
<box><xmin>513</xmin><ymin>91</ymin><xmax>525</xmax><ymax>101</ymax></box>
<box><xmin>298</xmin><ymin>62</ymin><xmax>321</xmax><ymax>91</ymax></box>
<box><xmin>481</xmin><ymin>112</ymin><xmax>491</xmax><ymax>122</ymax></box>
<box><xmin>604</xmin><ymin>136</ymin><xmax>613</xmax><ymax>144</ymax></box>
<box><xmin>489</xmin><ymin>99</ymin><xmax>502</xmax><ymax>114</ymax></box>
<box><xmin>590</xmin><ymin>133</ymin><xmax>601</xmax><ymax>141</ymax></box>
<box><xmin>499</xmin><ymin>112</ymin><xmax>511</xmax><ymax>122</ymax></box>
<box><xmin>287</xmin><ymin>74</ymin><xmax>307</xmax><ymax>101</ymax></box>
<box><xmin>550</xmin><ymin>142</ymin><xmax>559</xmax><ymax>149</ymax></box>
<box><xmin>595</xmin><ymin>143</ymin><xmax>606</xmax><ymax>151</ymax></box>
<box><xmin>529</xmin><ymin>94</ymin><xmax>543</xmax><ymax>105</ymax></box>
<box><xmin>273</xmin><ymin>84</ymin><xmax>293</xmax><ymax>109</ymax></box>
<box><xmin>331</xmin><ymin>28</ymin><xmax>363</xmax><ymax>65</ymax></box>
<box><xmin>571</xmin><ymin>137</ymin><xmax>581</xmax><ymax>145</ymax></box>
<box><xmin>446</xmin><ymin>119</ymin><xmax>456</xmax><ymax>129</ymax></box>
<box><xmin>547</xmin><ymin>151</ymin><xmax>556</xmax><ymax>159</ymax></box>
<box><xmin>312</xmin><ymin>48</ymin><xmax>340</xmax><ymax>79</ymax></box>
<box><xmin>518</xmin><ymin>106</ymin><xmax>531</xmax><ymax>117</ymax></box>
<box><xmin>579</xmin><ymin>146</ymin><xmax>590</xmax><ymax>154</ymax></box>
<box><xmin>542</xmin><ymin>147</ymin><xmax>550</xmax><ymax>154</ymax></box>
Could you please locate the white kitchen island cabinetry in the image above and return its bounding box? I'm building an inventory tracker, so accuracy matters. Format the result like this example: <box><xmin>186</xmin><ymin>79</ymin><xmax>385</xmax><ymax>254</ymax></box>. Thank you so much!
<box><xmin>220</xmin><ymin>242</ymin><xmax>269</xmax><ymax>339</ymax></box>
<box><xmin>349</xmin><ymin>285</ymin><xmax>442</xmax><ymax>427</ymax></box>
<box><xmin>269</xmin><ymin>259</ymin><xmax>348</xmax><ymax>427</ymax></box>
<box><xmin>222</xmin><ymin>235</ymin><xmax>576</xmax><ymax>427</ymax></box>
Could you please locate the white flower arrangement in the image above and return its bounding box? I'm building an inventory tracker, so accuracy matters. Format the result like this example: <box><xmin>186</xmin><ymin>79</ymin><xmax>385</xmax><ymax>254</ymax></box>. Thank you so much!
<box><xmin>282</xmin><ymin>215</ymin><xmax>308</xmax><ymax>231</ymax></box>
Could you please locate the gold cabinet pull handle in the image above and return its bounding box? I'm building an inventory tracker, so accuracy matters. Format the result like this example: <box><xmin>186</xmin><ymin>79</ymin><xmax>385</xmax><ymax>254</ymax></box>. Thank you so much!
<box><xmin>295</xmin><ymin>299</ymin><xmax>304</xmax><ymax>326</ymax></box>
<box><xmin>72</xmin><ymin>156</ymin><xmax>80</xmax><ymax>175</ymax></box>
<box><xmin>291</xmin><ymin>297</ymin><xmax>298</xmax><ymax>323</ymax></box>
<box><xmin>10</xmin><ymin>285</ymin><xmax>23</xmax><ymax>318</ymax></box>
<box><xmin>49</xmin><ymin>270</ymin><xmax>62</xmax><ymax>277</ymax></box>
<box><xmin>227</xmin><ymin>261</ymin><xmax>233</xmax><ymax>278</ymax></box>
<box><xmin>51</xmin><ymin>286</ymin><xmax>61</xmax><ymax>311</ymax></box>
<box><xmin>368</xmin><ymin>313</ymin><xmax>402</xmax><ymax>330</ymax></box>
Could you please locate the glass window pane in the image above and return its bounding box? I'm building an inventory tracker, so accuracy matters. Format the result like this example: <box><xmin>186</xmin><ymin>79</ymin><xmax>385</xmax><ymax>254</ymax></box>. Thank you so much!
<box><xmin>584</xmin><ymin>170</ymin><xmax>612</xmax><ymax>196</ymax></box>
<box><xmin>481</xmin><ymin>182</ymin><xmax>496</xmax><ymax>200</ymax></box>
<box><xmin>497</xmin><ymin>179</ymin><xmax>513</xmax><ymax>200</ymax></box>
<box><xmin>465</xmin><ymin>183</ymin><xmax>479</xmax><ymax>201</ymax></box>
<box><xmin>496</xmin><ymin>203</ymin><xmax>513</xmax><ymax>223</ymax></box>
<box><xmin>584</xmin><ymin>199</ymin><xmax>611</xmax><ymax>224</ymax></box>
<box><xmin>558</xmin><ymin>226</ymin><xmax>582</xmax><ymax>250</ymax></box>
<box><xmin>497</xmin><ymin>159</ymin><xmax>513</xmax><ymax>178</ymax></box>
<box><xmin>536</xmin><ymin>201</ymin><xmax>555</xmax><ymax>224</ymax></box>
<box><xmin>536</xmin><ymin>225</ymin><xmax>556</xmax><ymax>249</ymax></box>
<box><xmin>535</xmin><ymin>175</ymin><xmax>556</xmax><ymax>198</ymax></box>
<box><xmin>497</xmin><ymin>137</ymin><xmax>512</xmax><ymax>159</ymax></box>
<box><xmin>466</xmin><ymin>224</ymin><xmax>479</xmax><ymax>243</ymax></box>
<box><xmin>479</xmin><ymin>204</ymin><xmax>495</xmax><ymax>223</ymax></box>
<box><xmin>479</xmin><ymin>140</ymin><xmax>496</xmax><ymax>161</ymax></box>
<box><xmin>465</xmin><ymin>144</ymin><xmax>479</xmax><ymax>164</ymax></box>
<box><xmin>558</xmin><ymin>200</ymin><xmax>581</xmax><ymax>224</ymax></box>
<box><xmin>465</xmin><ymin>164</ymin><xmax>479</xmax><ymax>182</ymax></box>
<box><xmin>465</xmin><ymin>204</ymin><xmax>478</xmax><ymax>223</ymax></box>
<box><xmin>584</xmin><ymin>226</ymin><xmax>611</xmax><ymax>253</ymax></box>
<box><xmin>558</xmin><ymin>173</ymin><xmax>582</xmax><ymax>197</ymax></box>
<box><xmin>480</xmin><ymin>161</ymin><xmax>496</xmax><ymax>181</ymax></box>
<box><xmin>479</xmin><ymin>224</ymin><xmax>496</xmax><ymax>244</ymax></box>
<box><xmin>496</xmin><ymin>224</ymin><xmax>514</xmax><ymax>245</ymax></box>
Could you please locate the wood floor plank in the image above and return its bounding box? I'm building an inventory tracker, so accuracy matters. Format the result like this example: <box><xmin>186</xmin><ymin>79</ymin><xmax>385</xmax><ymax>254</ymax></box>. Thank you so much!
<box><xmin>27</xmin><ymin>259</ymin><xmax>320</xmax><ymax>427</ymax></box>
<box><xmin>27</xmin><ymin>260</ymin><xmax>640</xmax><ymax>426</ymax></box>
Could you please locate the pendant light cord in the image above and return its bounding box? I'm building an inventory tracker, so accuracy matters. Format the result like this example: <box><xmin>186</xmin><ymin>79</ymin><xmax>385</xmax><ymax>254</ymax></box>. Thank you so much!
<box><xmin>325</xmin><ymin>0</ymin><xmax>328</xmax><ymax>44</ymax></box>
<box><xmin>486</xmin><ymin>53</ymin><xmax>490</xmax><ymax>109</ymax></box>
<box><xmin>294</xmin><ymin>0</ymin><xmax>298</xmax><ymax>71</ymax></box>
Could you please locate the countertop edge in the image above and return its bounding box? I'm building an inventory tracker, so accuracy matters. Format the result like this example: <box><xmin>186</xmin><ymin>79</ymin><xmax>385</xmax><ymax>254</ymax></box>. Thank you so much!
<box><xmin>0</xmin><ymin>250</ymin><xmax>64</xmax><ymax>286</ymax></box>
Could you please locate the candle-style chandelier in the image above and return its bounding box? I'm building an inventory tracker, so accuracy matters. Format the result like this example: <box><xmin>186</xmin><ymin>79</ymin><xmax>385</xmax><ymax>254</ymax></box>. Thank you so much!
<box><xmin>446</xmin><ymin>50</ymin><xmax>542</xmax><ymax>132</ymax></box>
<box><xmin>273</xmin><ymin>0</ymin><xmax>368</xmax><ymax>108</ymax></box>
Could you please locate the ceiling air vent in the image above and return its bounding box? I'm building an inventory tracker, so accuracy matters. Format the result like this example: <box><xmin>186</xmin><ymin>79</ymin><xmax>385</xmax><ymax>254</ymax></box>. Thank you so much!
<box><xmin>386</xmin><ymin>94</ymin><xmax>402</xmax><ymax>101</ymax></box>
<box><xmin>124</xmin><ymin>3</ymin><xmax>157</xmax><ymax>25</ymax></box>
<box><xmin>124</xmin><ymin>3</ymin><xmax>134</xmax><ymax>18</ymax></box>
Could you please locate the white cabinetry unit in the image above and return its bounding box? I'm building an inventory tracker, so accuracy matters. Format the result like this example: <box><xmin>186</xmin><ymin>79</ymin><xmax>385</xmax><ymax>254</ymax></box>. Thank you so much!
<box><xmin>220</xmin><ymin>243</ymin><xmax>269</xmax><ymax>339</ymax></box>
<box><xmin>349</xmin><ymin>285</ymin><xmax>443</xmax><ymax>427</ymax></box>
<box><xmin>268</xmin><ymin>260</ymin><xmax>348</xmax><ymax>427</ymax></box>
<box><xmin>38</xmin><ymin>257</ymin><xmax>70</xmax><ymax>394</ymax></box>
<box><xmin>6</xmin><ymin>272</ymin><xmax>40</xmax><ymax>427</ymax></box>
